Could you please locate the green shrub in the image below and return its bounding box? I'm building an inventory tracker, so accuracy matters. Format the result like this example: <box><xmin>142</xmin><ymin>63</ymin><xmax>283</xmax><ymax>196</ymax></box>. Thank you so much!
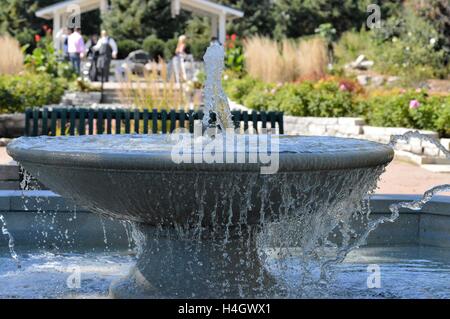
<box><xmin>272</xmin><ymin>83</ymin><xmax>308</xmax><ymax>115</ymax></box>
<box><xmin>164</xmin><ymin>38</ymin><xmax>179</xmax><ymax>60</ymax></box>
<box><xmin>223</xmin><ymin>75</ymin><xmax>450</xmax><ymax>136</ymax></box>
<box><xmin>143</xmin><ymin>36</ymin><xmax>166</xmax><ymax>61</ymax></box>
<box><xmin>117</xmin><ymin>39</ymin><xmax>141</xmax><ymax>59</ymax></box>
<box><xmin>223</xmin><ymin>75</ymin><xmax>258</xmax><ymax>104</ymax></box>
<box><xmin>336</xmin><ymin>9</ymin><xmax>449</xmax><ymax>83</ymax></box>
<box><xmin>187</xmin><ymin>38</ymin><xmax>210</xmax><ymax>61</ymax></box>
<box><xmin>434</xmin><ymin>100</ymin><xmax>450</xmax><ymax>137</ymax></box>
<box><xmin>306</xmin><ymin>81</ymin><xmax>356</xmax><ymax>117</ymax></box>
<box><xmin>24</xmin><ymin>39</ymin><xmax>75</xmax><ymax>80</ymax></box>
<box><xmin>0</xmin><ymin>73</ymin><xmax>67</xmax><ymax>113</ymax></box>
<box><xmin>362</xmin><ymin>91</ymin><xmax>450</xmax><ymax>136</ymax></box>
<box><xmin>242</xmin><ymin>82</ymin><xmax>275</xmax><ymax>111</ymax></box>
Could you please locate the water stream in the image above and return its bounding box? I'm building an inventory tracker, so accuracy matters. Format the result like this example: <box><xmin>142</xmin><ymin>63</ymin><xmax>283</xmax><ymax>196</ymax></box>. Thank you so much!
<box><xmin>0</xmin><ymin>215</ymin><xmax>20</xmax><ymax>267</ymax></box>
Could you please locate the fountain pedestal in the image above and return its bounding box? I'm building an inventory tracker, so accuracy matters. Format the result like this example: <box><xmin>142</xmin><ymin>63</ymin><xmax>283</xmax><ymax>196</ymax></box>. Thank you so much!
<box><xmin>110</xmin><ymin>224</ymin><xmax>275</xmax><ymax>298</ymax></box>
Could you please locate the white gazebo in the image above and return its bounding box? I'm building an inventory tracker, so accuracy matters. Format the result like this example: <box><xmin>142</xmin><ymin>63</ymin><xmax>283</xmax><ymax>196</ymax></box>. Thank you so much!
<box><xmin>36</xmin><ymin>0</ymin><xmax>243</xmax><ymax>51</ymax></box>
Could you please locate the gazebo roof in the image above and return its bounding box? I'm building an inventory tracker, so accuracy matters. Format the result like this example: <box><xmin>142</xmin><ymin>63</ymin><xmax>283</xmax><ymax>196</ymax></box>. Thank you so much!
<box><xmin>36</xmin><ymin>0</ymin><xmax>244</xmax><ymax>20</ymax></box>
<box><xmin>36</xmin><ymin>0</ymin><xmax>102</xmax><ymax>19</ymax></box>
<box><xmin>171</xmin><ymin>0</ymin><xmax>243</xmax><ymax>19</ymax></box>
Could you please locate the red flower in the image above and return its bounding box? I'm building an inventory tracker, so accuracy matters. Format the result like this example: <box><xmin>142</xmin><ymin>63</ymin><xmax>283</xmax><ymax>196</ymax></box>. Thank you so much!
<box><xmin>231</xmin><ymin>34</ymin><xmax>237</xmax><ymax>41</ymax></box>
<box><xmin>35</xmin><ymin>34</ymin><xmax>41</xmax><ymax>42</ymax></box>
<box><xmin>226</xmin><ymin>34</ymin><xmax>230</xmax><ymax>40</ymax></box>
<box><xmin>42</xmin><ymin>24</ymin><xmax>49</xmax><ymax>31</ymax></box>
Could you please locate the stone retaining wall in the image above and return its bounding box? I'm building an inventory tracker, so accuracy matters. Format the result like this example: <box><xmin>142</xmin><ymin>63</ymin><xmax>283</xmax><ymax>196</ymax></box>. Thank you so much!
<box><xmin>229</xmin><ymin>99</ymin><xmax>449</xmax><ymax>164</ymax></box>
<box><xmin>283</xmin><ymin>115</ymin><xmax>448</xmax><ymax>160</ymax></box>
<box><xmin>0</xmin><ymin>113</ymin><xmax>25</xmax><ymax>138</ymax></box>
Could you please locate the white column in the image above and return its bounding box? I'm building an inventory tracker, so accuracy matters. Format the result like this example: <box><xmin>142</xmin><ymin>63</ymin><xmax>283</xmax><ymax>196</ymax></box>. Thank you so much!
<box><xmin>218</xmin><ymin>13</ymin><xmax>226</xmax><ymax>45</ymax></box>
<box><xmin>171</xmin><ymin>0</ymin><xmax>180</xmax><ymax>18</ymax></box>
<box><xmin>53</xmin><ymin>12</ymin><xmax>62</xmax><ymax>51</ymax></box>
<box><xmin>211</xmin><ymin>15</ymin><xmax>218</xmax><ymax>39</ymax></box>
<box><xmin>100</xmin><ymin>0</ymin><xmax>109</xmax><ymax>13</ymax></box>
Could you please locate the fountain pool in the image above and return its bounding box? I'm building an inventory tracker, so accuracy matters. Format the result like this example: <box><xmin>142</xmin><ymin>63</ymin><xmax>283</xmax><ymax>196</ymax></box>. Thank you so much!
<box><xmin>6</xmin><ymin>133</ymin><xmax>394</xmax><ymax>298</ymax></box>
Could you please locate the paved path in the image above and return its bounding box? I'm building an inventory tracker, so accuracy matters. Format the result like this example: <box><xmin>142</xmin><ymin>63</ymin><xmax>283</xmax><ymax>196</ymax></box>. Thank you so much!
<box><xmin>378</xmin><ymin>160</ymin><xmax>449</xmax><ymax>196</ymax></box>
<box><xmin>0</xmin><ymin>147</ymin><xmax>448</xmax><ymax>195</ymax></box>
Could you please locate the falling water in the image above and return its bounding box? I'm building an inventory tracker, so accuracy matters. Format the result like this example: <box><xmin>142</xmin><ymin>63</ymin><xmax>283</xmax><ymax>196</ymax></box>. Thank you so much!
<box><xmin>0</xmin><ymin>214</ymin><xmax>20</xmax><ymax>267</ymax></box>
<box><xmin>389</xmin><ymin>130</ymin><xmax>450</xmax><ymax>158</ymax></box>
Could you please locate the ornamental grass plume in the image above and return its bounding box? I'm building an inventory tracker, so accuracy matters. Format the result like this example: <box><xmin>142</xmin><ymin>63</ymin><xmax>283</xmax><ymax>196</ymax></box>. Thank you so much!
<box><xmin>0</xmin><ymin>35</ymin><xmax>24</xmax><ymax>75</ymax></box>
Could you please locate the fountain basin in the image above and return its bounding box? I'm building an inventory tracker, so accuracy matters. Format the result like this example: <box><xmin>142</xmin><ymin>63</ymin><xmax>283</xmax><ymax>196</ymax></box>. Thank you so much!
<box><xmin>7</xmin><ymin>134</ymin><xmax>393</xmax><ymax>225</ymax></box>
<box><xmin>7</xmin><ymin>134</ymin><xmax>394</xmax><ymax>298</ymax></box>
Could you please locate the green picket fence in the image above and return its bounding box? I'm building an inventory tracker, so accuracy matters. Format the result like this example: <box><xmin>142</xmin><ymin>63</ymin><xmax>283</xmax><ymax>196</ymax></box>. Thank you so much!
<box><xmin>24</xmin><ymin>107</ymin><xmax>284</xmax><ymax>136</ymax></box>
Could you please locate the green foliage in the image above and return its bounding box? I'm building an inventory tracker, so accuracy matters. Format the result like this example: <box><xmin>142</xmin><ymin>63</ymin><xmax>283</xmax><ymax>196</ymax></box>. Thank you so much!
<box><xmin>224</xmin><ymin>36</ymin><xmax>244</xmax><ymax>74</ymax></box>
<box><xmin>143</xmin><ymin>35</ymin><xmax>166</xmax><ymax>60</ymax></box>
<box><xmin>372</xmin><ymin>8</ymin><xmax>448</xmax><ymax>81</ymax></box>
<box><xmin>363</xmin><ymin>91</ymin><xmax>450</xmax><ymax>135</ymax></box>
<box><xmin>219</xmin><ymin>0</ymin><xmax>275</xmax><ymax>37</ymax></box>
<box><xmin>335</xmin><ymin>8</ymin><xmax>450</xmax><ymax>83</ymax></box>
<box><xmin>434</xmin><ymin>101</ymin><xmax>450</xmax><ymax>136</ymax></box>
<box><xmin>164</xmin><ymin>38</ymin><xmax>178</xmax><ymax>60</ymax></box>
<box><xmin>225</xmin><ymin>45</ymin><xmax>244</xmax><ymax>73</ymax></box>
<box><xmin>116</xmin><ymin>39</ymin><xmax>141</xmax><ymax>59</ymax></box>
<box><xmin>103</xmin><ymin>0</ymin><xmax>189</xmax><ymax>43</ymax></box>
<box><xmin>314</xmin><ymin>23</ymin><xmax>337</xmax><ymax>43</ymax></box>
<box><xmin>241</xmin><ymin>82</ymin><xmax>276</xmax><ymax>111</ymax></box>
<box><xmin>335</xmin><ymin>29</ymin><xmax>375</xmax><ymax>64</ymax></box>
<box><xmin>0</xmin><ymin>73</ymin><xmax>67</xmax><ymax>113</ymax></box>
<box><xmin>24</xmin><ymin>38</ymin><xmax>75</xmax><ymax>80</ymax></box>
<box><xmin>0</xmin><ymin>0</ymin><xmax>49</xmax><ymax>49</ymax></box>
<box><xmin>414</xmin><ymin>0</ymin><xmax>450</xmax><ymax>60</ymax></box>
<box><xmin>187</xmin><ymin>38</ymin><xmax>210</xmax><ymax>61</ymax></box>
<box><xmin>224</xmin><ymin>75</ymin><xmax>450</xmax><ymax>136</ymax></box>
<box><xmin>272</xmin><ymin>0</ymin><xmax>392</xmax><ymax>39</ymax></box>
<box><xmin>223</xmin><ymin>75</ymin><xmax>258</xmax><ymax>104</ymax></box>
<box><xmin>184</xmin><ymin>17</ymin><xmax>211</xmax><ymax>61</ymax></box>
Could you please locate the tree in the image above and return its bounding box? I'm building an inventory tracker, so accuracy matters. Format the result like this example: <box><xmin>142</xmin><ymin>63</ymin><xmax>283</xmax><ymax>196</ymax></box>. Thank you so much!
<box><xmin>102</xmin><ymin>0</ymin><xmax>190</xmax><ymax>43</ymax></box>
<box><xmin>219</xmin><ymin>0</ymin><xmax>276</xmax><ymax>38</ymax></box>
<box><xmin>0</xmin><ymin>0</ymin><xmax>58</xmax><ymax>47</ymax></box>
<box><xmin>414</xmin><ymin>0</ymin><xmax>450</xmax><ymax>62</ymax></box>
<box><xmin>272</xmin><ymin>0</ymin><xmax>403</xmax><ymax>39</ymax></box>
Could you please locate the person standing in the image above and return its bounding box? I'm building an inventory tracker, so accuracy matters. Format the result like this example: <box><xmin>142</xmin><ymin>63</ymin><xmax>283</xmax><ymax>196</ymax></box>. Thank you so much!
<box><xmin>85</xmin><ymin>35</ymin><xmax>99</xmax><ymax>81</ymax></box>
<box><xmin>94</xmin><ymin>30</ymin><xmax>118</xmax><ymax>82</ymax></box>
<box><xmin>173</xmin><ymin>35</ymin><xmax>187</xmax><ymax>83</ymax></box>
<box><xmin>67</xmin><ymin>28</ymin><xmax>85</xmax><ymax>75</ymax></box>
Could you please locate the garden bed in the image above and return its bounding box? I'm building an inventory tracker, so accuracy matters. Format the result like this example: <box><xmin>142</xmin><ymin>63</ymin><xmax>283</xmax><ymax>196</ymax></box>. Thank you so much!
<box><xmin>224</xmin><ymin>75</ymin><xmax>450</xmax><ymax>138</ymax></box>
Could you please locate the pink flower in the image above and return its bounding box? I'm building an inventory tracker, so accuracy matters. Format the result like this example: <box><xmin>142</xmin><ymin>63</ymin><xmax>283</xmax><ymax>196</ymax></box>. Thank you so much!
<box><xmin>409</xmin><ymin>100</ymin><xmax>420</xmax><ymax>109</ymax></box>
<box><xmin>339</xmin><ymin>83</ymin><xmax>348</xmax><ymax>91</ymax></box>
<box><xmin>231</xmin><ymin>34</ymin><xmax>237</xmax><ymax>41</ymax></box>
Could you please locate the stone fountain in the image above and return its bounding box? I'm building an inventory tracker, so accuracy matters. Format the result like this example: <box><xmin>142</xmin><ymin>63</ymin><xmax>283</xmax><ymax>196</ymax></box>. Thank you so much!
<box><xmin>7</xmin><ymin>42</ymin><xmax>394</xmax><ymax>298</ymax></box>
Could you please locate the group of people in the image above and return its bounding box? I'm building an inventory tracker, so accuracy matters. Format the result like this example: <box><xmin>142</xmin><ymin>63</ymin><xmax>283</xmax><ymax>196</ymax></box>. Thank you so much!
<box><xmin>59</xmin><ymin>29</ymin><xmax>215</xmax><ymax>84</ymax></box>
<box><xmin>61</xmin><ymin>28</ymin><xmax>118</xmax><ymax>82</ymax></box>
